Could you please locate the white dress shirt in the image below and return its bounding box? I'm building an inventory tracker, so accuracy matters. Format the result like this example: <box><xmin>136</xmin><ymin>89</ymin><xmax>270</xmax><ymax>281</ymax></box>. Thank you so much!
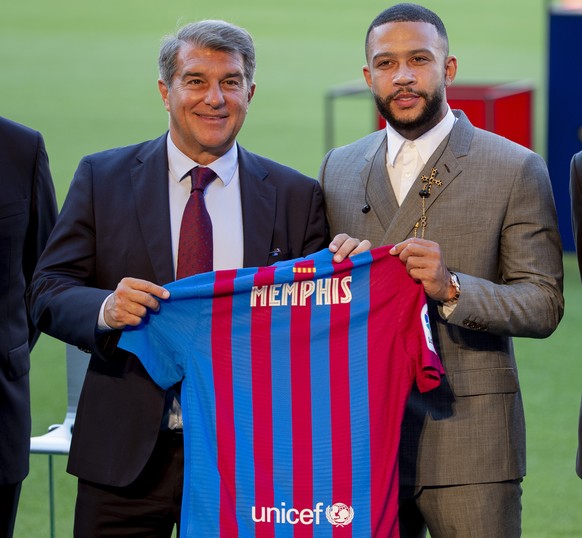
<box><xmin>386</xmin><ymin>107</ymin><xmax>456</xmax><ymax>205</ymax></box>
<box><xmin>167</xmin><ymin>134</ymin><xmax>244</xmax><ymax>274</ymax></box>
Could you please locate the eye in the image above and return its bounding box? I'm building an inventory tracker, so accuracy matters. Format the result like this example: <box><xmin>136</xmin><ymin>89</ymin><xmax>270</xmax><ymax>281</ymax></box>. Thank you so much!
<box><xmin>223</xmin><ymin>78</ymin><xmax>242</xmax><ymax>88</ymax></box>
<box><xmin>376</xmin><ymin>59</ymin><xmax>394</xmax><ymax>69</ymax></box>
<box><xmin>411</xmin><ymin>56</ymin><xmax>429</xmax><ymax>65</ymax></box>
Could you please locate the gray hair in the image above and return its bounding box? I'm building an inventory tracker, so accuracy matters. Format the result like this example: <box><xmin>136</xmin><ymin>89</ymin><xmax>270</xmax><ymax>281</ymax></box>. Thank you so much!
<box><xmin>158</xmin><ymin>20</ymin><xmax>256</xmax><ymax>88</ymax></box>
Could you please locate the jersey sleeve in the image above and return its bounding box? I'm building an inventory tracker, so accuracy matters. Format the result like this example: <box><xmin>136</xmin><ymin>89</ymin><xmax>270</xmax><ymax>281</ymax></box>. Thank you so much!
<box><xmin>118</xmin><ymin>293</ymin><xmax>185</xmax><ymax>390</ymax></box>
<box><xmin>415</xmin><ymin>300</ymin><xmax>443</xmax><ymax>392</ymax></box>
<box><xmin>398</xmin><ymin>262</ymin><xmax>444</xmax><ymax>393</ymax></box>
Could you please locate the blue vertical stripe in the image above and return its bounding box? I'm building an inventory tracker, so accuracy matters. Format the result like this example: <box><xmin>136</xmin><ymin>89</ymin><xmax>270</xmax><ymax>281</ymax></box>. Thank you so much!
<box><xmin>271</xmin><ymin>267</ymin><xmax>294</xmax><ymax>538</ymax></box>
<box><xmin>232</xmin><ymin>268</ymin><xmax>257</xmax><ymax>537</ymax></box>
<box><xmin>348</xmin><ymin>254</ymin><xmax>372</xmax><ymax>536</ymax></box>
<box><xmin>309</xmin><ymin>260</ymin><xmax>333</xmax><ymax>538</ymax></box>
<box><xmin>181</xmin><ymin>272</ymin><xmax>222</xmax><ymax>537</ymax></box>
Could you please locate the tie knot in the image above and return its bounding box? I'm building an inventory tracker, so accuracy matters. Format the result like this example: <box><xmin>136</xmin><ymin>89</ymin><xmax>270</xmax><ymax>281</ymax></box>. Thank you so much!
<box><xmin>191</xmin><ymin>167</ymin><xmax>216</xmax><ymax>192</ymax></box>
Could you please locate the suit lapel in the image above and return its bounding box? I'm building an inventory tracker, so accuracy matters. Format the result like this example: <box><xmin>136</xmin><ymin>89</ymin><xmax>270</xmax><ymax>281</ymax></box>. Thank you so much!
<box><xmin>363</xmin><ymin>135</ymin><xmax>400</xmax><ymax>232</ymax></box>
<box><xmin>381</xmin><ymin>111</ymin><xmax>472</xmax><ymax>244</ymax></box>
<box><xmin>238</xmin><ymin>146</ymin><xmax>277</xmax><ymax>268</ymax></box>
<box><xmin>130</xmin><ymin>134</ymin><xmax>175</xmax><ymax>285</ymax></box>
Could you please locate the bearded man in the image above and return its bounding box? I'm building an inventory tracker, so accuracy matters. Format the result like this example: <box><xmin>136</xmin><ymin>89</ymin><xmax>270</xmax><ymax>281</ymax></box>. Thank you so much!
<box><xmin>319</xmin><ymin>3</ymin><xmax>564</xmax><ymax>537</ymax></box>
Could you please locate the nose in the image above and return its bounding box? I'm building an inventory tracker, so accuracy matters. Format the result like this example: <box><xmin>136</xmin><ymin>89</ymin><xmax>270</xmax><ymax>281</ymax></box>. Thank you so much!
<box><xmin>393</xmin><ymin>65</ymin><xmax>415</xmax><ymax>86</ymax></box>
<box><xmin>204</xmin><ymin>82</ymin><xmax>225</xmax><ymax>108</ymax></box>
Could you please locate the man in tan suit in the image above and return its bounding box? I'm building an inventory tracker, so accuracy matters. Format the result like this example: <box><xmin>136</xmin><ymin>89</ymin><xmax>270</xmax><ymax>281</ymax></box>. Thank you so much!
<box><xmin>320</xmin><ymin>4</ymin><xmax>564</xmax><ymax>537</ymax></box>
<box><xmin>570</xmin><ymin>150</ymin><xmax>582</xmax><ymax>479</ymax></box>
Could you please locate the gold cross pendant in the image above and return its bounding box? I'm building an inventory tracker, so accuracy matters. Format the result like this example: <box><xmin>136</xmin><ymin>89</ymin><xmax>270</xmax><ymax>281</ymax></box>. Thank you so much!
<box><xmin>419</xmin><ymin>167</ymin><xmax>442</xmax><ymax>198</ymax></box>
<box><xmin>414</xmin><ymin>167</ymin><xmax>442</xmax><ymax>239</ymax></box>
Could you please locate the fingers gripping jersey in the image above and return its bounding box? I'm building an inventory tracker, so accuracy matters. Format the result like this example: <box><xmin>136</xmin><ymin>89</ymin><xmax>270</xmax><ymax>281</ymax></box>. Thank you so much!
<box><xmin>119</xmin><ymin>246</ymin><xmax>443</xmax><ymax>537</ymax></box>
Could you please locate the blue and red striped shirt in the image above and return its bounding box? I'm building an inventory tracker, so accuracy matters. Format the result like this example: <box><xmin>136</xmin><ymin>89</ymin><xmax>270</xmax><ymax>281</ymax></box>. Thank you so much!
<box><xmin>119</xmin><ymin>246</ymin><xmax>443</xmax><ymax>537</ymax></box>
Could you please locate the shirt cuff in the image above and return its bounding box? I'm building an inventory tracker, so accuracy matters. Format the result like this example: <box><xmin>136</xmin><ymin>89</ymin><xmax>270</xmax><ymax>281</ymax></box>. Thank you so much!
<box><xmin>97</xmin><ymin>293</ymin><xmax>115</xmax><ymax>331</ymax></box>
<box><xmin>440</xmin><ymin>301</ymin><xmax>458</xmax><ymax>319</ymax></box>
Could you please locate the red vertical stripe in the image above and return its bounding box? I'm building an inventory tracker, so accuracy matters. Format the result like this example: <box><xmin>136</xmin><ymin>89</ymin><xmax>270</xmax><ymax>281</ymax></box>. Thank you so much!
<box><xmin>212</xmin><ymin>270</ymin><xmax>238</xmax><ymax>537</ymax></box>
<box><xmin>367</xmin><ymin>251</ymin><xmax>399</xmax><ymax>537</ymax></box>
<box><xmin>252</xmin><ymin>267</ymin><xmax>276</xmax><ymax>538</ymax></box>
<box><xmin>290</xmin><ymin>261</ymin><xmax>316</xmax><ymax>538</ymax></box>
<box><xmin>328</xmin><ymin>260</ymin><xmax>353</xmax><ymax>538</ymax></box>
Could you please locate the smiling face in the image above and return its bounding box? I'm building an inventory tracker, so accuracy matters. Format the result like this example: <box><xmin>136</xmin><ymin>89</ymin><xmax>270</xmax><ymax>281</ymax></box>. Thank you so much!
<box><xmin>363</xmin><ymin>21</ymin><xmax>457</xmax><ymax>140</ymax></box>
<box><xmin>158</xmin><ymin>43</ymin><xmax>256</xmax><ymax>164</ymax></box>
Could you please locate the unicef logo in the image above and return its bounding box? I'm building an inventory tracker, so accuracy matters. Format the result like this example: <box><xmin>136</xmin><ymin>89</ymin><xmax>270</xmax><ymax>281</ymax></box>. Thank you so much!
<box><xmin>325</xmin><ymin>503</ymin><xmax>354</xmax><ymax>527</ymax></box>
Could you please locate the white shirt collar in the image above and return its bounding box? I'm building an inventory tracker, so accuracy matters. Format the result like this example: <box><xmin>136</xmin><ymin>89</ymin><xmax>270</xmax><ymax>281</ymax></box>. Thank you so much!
<box><xmin>166</xmin><ymin>133</ymin><xmax>239</xmax><ymax>185</ymax></box>
<box><xmin>385</xmin><ymin>106</ymin><xmax>456</xmax><ymax>167</ymax></box>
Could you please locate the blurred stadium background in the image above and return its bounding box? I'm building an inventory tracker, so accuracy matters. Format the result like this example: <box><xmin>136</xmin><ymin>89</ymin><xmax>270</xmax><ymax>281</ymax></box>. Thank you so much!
<box><xmin>1</xmin><ymin>0</ymin><xmax>581</xmax><ymax>535</ymax></box>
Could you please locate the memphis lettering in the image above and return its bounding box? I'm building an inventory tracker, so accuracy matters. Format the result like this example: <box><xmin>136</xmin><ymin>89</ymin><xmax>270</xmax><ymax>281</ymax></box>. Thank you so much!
<box><xmin>250</xmin><ymin>276</ymin><xmax>352</xmax><ymax>307</ymax></box>
<box><xmin>252</xmin><ymin>502</ymin><xmax>325</xmax><ymax>525</ymax></box>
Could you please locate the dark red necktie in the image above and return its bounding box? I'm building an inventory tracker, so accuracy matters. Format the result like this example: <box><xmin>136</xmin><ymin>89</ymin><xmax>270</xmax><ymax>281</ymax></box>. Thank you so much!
<box><xmin>176</xmin><ymin>166</ymin><xmax>216</xmax><ymax>279</ymax></box>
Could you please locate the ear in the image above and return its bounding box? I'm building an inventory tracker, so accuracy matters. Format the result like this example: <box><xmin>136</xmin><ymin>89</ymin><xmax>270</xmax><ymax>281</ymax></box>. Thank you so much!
<box><xmin>158</xmin><ymin>79</ymin><xmax>170</xmax><ymax>111</ymax></box>
<box><xmin>247</xmin><ymin>82</ymin><xmax>256</xmax><ymax>104</ymax></box>
<box><xmin>363</xmin><ymin>64</ymin><xmax>373</xmax><ymax>89</ymax></box>
<box><xmin>444</xmin><ymin>55</ymin><xmax>458</xmax><ymax>88</ymax></box>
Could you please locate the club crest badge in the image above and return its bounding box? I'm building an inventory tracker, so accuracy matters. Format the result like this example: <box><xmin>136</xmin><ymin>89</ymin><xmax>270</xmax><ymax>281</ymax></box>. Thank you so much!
<box><xmin>325</xmin><ymin>503</ymin><xmax>354</xmax><ymax>527</ymax></box>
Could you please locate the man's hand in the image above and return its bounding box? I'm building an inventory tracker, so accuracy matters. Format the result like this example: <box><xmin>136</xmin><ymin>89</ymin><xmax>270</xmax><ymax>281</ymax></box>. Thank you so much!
<box><xmin>104</xmin><ymin>277</ymin><xmax>170</xmax><ymax>330</ymax></box>
<box><xmin>329</xmin><ymin>233</ymin><xmax>372</xmax><ymax>262</ymax></box>
<box><xmin>390</xmin><ymin>238</ymin><xmax>455</xmax><ymax>302</ymax></box>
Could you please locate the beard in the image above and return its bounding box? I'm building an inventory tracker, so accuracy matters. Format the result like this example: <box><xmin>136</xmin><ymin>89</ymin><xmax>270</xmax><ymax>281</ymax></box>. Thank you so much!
<box><xmin>374</xmin><ymin>87</ymin><xmax>445</xmax><ymax>135</ymax></box>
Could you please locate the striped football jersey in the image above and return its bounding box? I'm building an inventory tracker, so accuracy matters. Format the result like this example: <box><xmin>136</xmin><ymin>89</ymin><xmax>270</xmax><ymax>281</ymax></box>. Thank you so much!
<box><xmin>119</xmin><ymin>246</ymin><xmax>443</xmax><ymax>537</ymax></box>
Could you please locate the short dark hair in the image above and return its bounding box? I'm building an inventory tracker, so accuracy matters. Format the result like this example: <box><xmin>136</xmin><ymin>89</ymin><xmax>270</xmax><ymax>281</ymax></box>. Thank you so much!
<box><xmin>365</xmin><ymin>3</ymin><xmax>449</xmax><ymax>58</ymax></box>
<box><xmin>159</xmin><ymin>20</ymin><xmax>256</xmax><ymax>88</ymax></box>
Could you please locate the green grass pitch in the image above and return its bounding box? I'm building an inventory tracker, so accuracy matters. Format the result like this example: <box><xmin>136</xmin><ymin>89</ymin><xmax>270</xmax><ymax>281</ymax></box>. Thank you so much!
<box><xmin>1</xmin><ymin>0</ymin><xmax>580</xmax><ymax>535</ymax></box>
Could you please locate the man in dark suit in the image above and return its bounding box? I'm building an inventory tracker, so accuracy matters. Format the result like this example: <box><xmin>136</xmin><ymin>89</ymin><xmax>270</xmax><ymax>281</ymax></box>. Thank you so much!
<box><xmin>28</xmin><ymin>20</ymin><xmax>366</xmax><ymax>537</ymax></box>
<box><xmin>319</xmin><ymin>4</ymin><xmax>564</xmax><ymax>537</ymax></box>
<box><xmin>0</xmin><ymin>116</ymin><xmax>57</xmax><ymax>537</ymax></box>
<box><xmin>570</xmin><ymin>151</ymin><xmax>582</xmax><ymax>479</ymax></box>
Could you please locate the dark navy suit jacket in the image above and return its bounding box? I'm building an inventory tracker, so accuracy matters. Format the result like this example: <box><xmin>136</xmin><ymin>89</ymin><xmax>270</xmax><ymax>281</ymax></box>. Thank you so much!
<box><xmin>28</xmin><ymin>134</ymin><xmax>329</xmax><ymax>486</ymax></box>
<box><xmin>0</xmin><ymin>116</ymin><xmax>57</xmax><ymax>485</ymax></box>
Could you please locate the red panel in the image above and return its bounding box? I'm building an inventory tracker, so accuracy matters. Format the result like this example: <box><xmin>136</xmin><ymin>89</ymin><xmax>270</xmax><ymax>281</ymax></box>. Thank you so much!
<box><xmin>376</xmin><ymin>84</ymin><xmax>533</xmax><ymax>149</ymax></box>
<box><xmin>446</xmin><ymin>98</ymin><xmax>487</xmax><ymax>129</ymax></box>
<box><xmin>491</xmin><ymin>92</ymin><xmax>532</xmax><ymax>149</ymax></box>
